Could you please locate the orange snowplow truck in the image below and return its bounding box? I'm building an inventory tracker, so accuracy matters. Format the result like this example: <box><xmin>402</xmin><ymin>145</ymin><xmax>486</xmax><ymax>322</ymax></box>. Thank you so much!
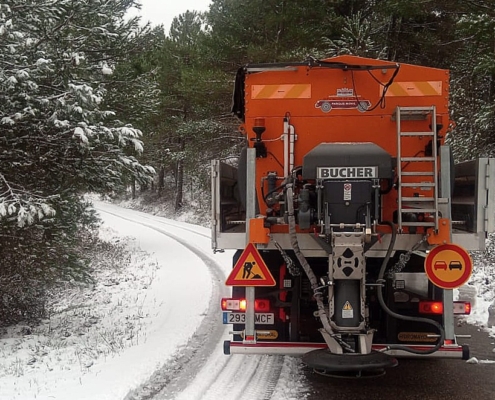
<box><xmin>211</xmin><ymin>55</ymin><xmax>495</xmax><ymax>375</ymax></box>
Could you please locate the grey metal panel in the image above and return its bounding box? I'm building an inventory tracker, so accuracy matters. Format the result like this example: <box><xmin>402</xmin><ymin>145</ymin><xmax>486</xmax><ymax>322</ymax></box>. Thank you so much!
<box><xmin>452</xmin><ymin>157</ymin><xmax>495</xmax><ymax>234</ymax></box>
<box><xmin>302</xmin><ymin>142</ymin><xmax>393</xmax><ymax>180</ymax></box>
<box><xmin>394</xmin><ymin>273</ymin><xmax>429</xmax><ymax>298</ymax></box>
<box><xmin>215</xmin><ymin>230</ymin><xmax>488</xmax><ymax>253</ymax></box>
<box><xmin>439</xmin><ymin>146</ymin><xmax>454</xmax><ymax>340</ymax></box>
<box><xmin>366</xmin><ymin>234</ymin><xmax>429</xmax><ymax>254</ymax></box>
<box><xmin>452</xmin><ymin>232</ymin><xmax>486</xmax><ymax>251</ymax></box>
<box><xmin>245</xmin><ymin>148</ymin><xmax>256</xmax><ymax>341</ymax></box>
<box><xmin>211</xmin><ymin>160</ymin><xmax>220</xmax><ymax>252</ymax></box>
<box><xmin>211</xmin><ymin>159</ymin><xmax>245</xmax><ymax>251</ymax></box>
<box><xmin>245</xmin><ymin>148</ymin><xmax>256</xmax><ymax>224</ymax></box>
<box><xmin>439</xmin><ymin>145</ymin><xmax>453</xmax><ymax>222</ymax></box>
<box><xmin>482</xmin><ymin>158</ymin><xmax>495</xmax><ymax>232</ymax></box>
<box><xmin>323</xmin><ymin>180</ymin><xmax>373</xmax><ymax>224</ymax></box>
<box><xmin>215</xmin><ymin>232</ymin><xmax>246</xmax><ymax>249</ymax></box>
<box><xmin>476</xmin><ymin>159</ymin><xmax>485</xmax><ymax>233</ymax></box>
<box><xmin>215</xmin><ymin>230</ymin><xmax>450</xmax><ymax>257</ymax></box>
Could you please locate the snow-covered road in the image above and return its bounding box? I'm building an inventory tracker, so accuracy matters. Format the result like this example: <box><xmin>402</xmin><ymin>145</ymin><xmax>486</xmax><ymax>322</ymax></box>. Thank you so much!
<box><xmin>95</xmin><ymin>202</ymin><xmax>308</xmax><ymax>400</ymax></box>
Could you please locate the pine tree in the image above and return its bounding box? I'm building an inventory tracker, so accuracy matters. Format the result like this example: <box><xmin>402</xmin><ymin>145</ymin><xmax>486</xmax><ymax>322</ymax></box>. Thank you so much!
<box><xmin>449</xmin><ymin>9</ymin><xmax>495</xmax><ymax>160</ymax></box>
<box><xmin>148</xmin><ymin>11</ymin><xmax>238</xmax><ymax>212</ymax></box>
<box><xmin>207</xmin><ymin>0</ymin><xmax>339</xmax><ymax>63</ymax></box>
<box><xmin>0</xmin><ymin>0</ymin><xmax>156</xmax><ymax>325</ymax></box>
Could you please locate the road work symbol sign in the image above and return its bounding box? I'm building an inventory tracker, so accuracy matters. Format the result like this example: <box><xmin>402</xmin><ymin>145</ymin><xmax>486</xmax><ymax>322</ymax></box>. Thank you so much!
<box><xmin>424</xmin><ymin>243</ymin><xmax>473</xmax><ymax>289</ymax></box>
<box><xmin>225</xmin><ymin>243</ymin><xmax>276</xmax><ymax>286</ymax></box>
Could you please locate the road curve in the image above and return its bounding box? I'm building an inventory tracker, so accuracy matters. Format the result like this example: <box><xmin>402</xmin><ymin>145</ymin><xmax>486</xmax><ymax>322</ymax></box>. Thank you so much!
<box><xmin>93</xmin><ymin>202</ymin><xmax>300</xmax><ymax>400</ymax></box>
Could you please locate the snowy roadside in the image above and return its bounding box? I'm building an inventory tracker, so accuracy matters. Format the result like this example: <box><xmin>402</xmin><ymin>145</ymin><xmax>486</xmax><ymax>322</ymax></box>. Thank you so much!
<box><xmin>0</xmin><ymin>227</ymin><xmax>154</xmax><ymax>399</ymax></box>
<box><xmin>460</xmin><ymin>235</ymin><xmax>495</xmax><ymax>339</ymax></box>
<box><xmin>0</xmin><ymin>206</ymin><xmax>222</xmax><ymax>400</ymax></box>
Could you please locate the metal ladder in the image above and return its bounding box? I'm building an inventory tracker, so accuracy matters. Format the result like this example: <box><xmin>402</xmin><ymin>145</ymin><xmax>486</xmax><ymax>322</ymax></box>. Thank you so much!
<box><xmin>395</xmin><ymin>106</ymin><xmax>439</xmax><ymax>232</ymax></box>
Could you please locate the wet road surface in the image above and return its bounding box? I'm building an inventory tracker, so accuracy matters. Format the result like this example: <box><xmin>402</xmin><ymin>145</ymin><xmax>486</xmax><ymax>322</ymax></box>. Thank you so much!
<box><xmin>304</xmin><ymin>322</ymin><xmax>495</xmax><ymax>400</ymax></box>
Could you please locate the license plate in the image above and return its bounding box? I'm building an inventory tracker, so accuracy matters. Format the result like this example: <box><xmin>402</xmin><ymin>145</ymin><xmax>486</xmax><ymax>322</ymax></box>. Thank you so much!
<box><xmin>223</xmin><ymin>312</ymin><xmax>274</xmax><ymax>325</ymax></box>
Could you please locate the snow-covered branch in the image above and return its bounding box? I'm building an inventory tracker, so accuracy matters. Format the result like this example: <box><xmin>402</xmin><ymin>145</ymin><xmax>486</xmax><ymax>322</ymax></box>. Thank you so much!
<box><xmin>0</xmin><ymin>174</ymin><xmax>57</xmax><ymax>227</ymax></box>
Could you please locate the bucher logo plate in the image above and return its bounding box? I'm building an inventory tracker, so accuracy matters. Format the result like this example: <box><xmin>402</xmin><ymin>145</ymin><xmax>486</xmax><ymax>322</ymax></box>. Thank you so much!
<box><xmin>317</xmin><ymin>166</ymin><xmax>377</xmax><ymax>179</ymax></box>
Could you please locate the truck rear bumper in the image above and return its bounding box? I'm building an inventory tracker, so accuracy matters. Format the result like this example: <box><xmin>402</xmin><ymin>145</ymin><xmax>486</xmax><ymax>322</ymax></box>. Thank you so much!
<box><xmin>224</xmin><ymin>341</ymin><xmax>469</xmax><ymax>360</ymax></box>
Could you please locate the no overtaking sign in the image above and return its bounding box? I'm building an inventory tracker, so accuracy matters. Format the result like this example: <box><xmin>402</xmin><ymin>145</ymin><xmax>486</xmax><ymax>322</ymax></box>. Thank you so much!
<box><xmin>424</xmin><ymin>243</ymin><xmax>473</xmax><ymax>289</ymax></box>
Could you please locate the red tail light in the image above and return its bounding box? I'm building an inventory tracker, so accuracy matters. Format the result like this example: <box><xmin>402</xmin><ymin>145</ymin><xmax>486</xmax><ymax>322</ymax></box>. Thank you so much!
<box><xmin>221</xmin><ymin>298</ymin><xmax>270</xmax><ymax>312</ymax></box>
<box><xmin>254</xmin><ymin>299</ymin><xmax>270</xmax><ymax>312</ymax></box>
<box><xmin>419</xmin><ymin>301</ymin><xmax>471</xmax><ymax>315</ymax></box>
<box><xmin>419</xmin><ymin>301</ymin><xmax>443</xmax><ymax>314</ymax></box>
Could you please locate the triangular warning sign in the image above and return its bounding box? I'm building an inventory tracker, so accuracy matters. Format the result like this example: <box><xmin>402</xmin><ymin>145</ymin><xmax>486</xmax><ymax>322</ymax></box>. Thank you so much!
<box><xmin>226</xmin><ymin>243</ymin><xmax>276</xmax><ymax>286</ymax></box>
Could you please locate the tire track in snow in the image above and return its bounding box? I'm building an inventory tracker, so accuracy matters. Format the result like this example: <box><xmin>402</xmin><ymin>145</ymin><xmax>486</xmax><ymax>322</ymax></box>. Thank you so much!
<box><xmin>96</xmin><ymin>202</ymin><xmax>211</xmax><ymax>240</ymax></box>
<box><xmin>173</xmin><ymin>353</ymin><xmax>285</xmax><ymax>400</ymax></box>
<box><xmin>225</xmin><ymin>355</ymin><xmax>285</xmax><ymax>400</ymax></box>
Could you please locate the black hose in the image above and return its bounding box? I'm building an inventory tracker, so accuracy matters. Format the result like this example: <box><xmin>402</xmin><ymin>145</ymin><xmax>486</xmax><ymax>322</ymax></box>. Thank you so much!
<box><xmin>379</xmin><ymin>178</ymin><xmax>395</xmax><ymax>195</ymax></box>
<box><xmin>377</xmin><ymin>221</ymin><xmax>445</xmax><ymax>355</ymax></box>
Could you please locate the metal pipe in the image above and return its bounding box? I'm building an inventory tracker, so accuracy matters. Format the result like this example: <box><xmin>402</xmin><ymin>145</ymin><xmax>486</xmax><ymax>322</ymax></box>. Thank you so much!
<box><xmin>289</xmin><ymin>123</ymin><xmax>295</xmax><ymax>174</ymax></box>
<box><xmin>226</xmin><ymin>341</ymin><xmax>468</xmax><ymax>359</ymax></box>
<box><xmin>245</xmin><ymin>148</ymin><xmax>256</xmax><ymax>343</ymax></box>
<box><xmin>283</xmin><ymin>117</ymin><xmax>289</xmax><ymax>177</ymax></box>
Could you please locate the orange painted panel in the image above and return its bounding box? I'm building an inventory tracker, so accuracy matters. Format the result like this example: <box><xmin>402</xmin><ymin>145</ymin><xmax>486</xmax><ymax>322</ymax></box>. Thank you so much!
<box><xmin>241</xmin><ymin>55</ymin><xmax>451</xmax><ymax>231</ymax></box>
<box><xmin>249</xmin><ymin>218</ymin><xmax>270</xmax><ymax>244</ymax></box>
<box><xmin>427</xmin><ymin>219</ymin><xmax>451</xmax><ymax>245</ymax></box>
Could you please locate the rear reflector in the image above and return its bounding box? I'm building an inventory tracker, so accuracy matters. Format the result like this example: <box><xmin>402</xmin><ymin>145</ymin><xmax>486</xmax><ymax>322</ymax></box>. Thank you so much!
<box><xmin>454</xmin><ymin>301</ymin><xmax>471</xmax><ymax>315</ymax></box>
<box><xmin>221</xmin><ymin>298</ymin><xmax>244</xmax><ymax>311</ymax></box>
<box><xmin>221</xmin><ymin>298</ymin><xmax>270</xmax><ymax>312</ymax></box>
<box><xmin>419</xmin><ymin>301</ymin><xmax>471</xmax><ymax>315</ymax></box>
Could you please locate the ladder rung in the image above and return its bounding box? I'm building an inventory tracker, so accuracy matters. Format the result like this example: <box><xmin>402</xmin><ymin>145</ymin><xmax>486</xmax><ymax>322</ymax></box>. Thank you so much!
<box><xmin>402</xmin><ymin>197</ymin><xmax>435</xmax><ymax>202</ymax></box>
<box><xmin>400</xmin><ymin>209</ymin><xmax>437</xmax><ymax>213</ymax></box>
<box><xmin>393</xmin><ymin>107</ymin><xmax>434</xmax><ymax>121</ymax></box>
<box><xmin>398</xmin><ymin>106</ymin><xmax>435</xmax><ymax>112</ymax></box>
<box><xmin>401</xmin><ymin>222</ymin><xmax>436</xmax><ymax>227</ymax></box>
<box><xmin>401</xmin><ymin>182</ymin><xmax>435</xmax><ymax>187</ymax></box>
<box><xmin>401</xmin><ymin>172</ymin><xmax>435</xmax><ymax>176</ymax></box>
<box><xmin>401</xmin><ymin>157</ymin><xmax>435</xmax><ymax>162</ymax></box>
<box><xmin>400</xmin><ymin>131</ymin><xmax>435</xmax><ymax>136</ymax></box>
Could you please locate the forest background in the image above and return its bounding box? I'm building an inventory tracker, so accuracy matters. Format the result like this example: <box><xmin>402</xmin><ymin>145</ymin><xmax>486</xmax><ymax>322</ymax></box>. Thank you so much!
<box><xmin>1</xmin><ymin>0</ymin><xmax>495</xmax><ymax>326</ymax></box>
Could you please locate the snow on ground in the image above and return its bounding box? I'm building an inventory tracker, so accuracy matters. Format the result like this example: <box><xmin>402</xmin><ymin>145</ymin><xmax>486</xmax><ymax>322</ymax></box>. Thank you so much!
<box><xmin>0</xmin><ymin>202</ymin><xmax>494</xmax><ymax>399</ymax></box>
<box><xmin>461</xmin><ymin>237</ymin><xmax>495</xmax><ymax>339</ymax></box>
<box><xmin>0</xmin><ymin>202</ymin><xmax>232</xmax><ymax>400</ymax></box>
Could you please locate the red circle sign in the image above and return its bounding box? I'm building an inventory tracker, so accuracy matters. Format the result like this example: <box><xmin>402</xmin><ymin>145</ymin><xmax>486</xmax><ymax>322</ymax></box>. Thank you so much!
<box><xmin>424</xmin><ymin>244</ymin><xmax>473</xmax><ymax>289</ymax></box>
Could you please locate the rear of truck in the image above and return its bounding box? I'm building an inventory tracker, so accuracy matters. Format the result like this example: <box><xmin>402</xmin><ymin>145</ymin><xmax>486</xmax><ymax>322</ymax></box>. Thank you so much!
<box><xmin>212</xmin><ymin>55</ymin><xmax>495</xmax><ymax>373</ymax></box>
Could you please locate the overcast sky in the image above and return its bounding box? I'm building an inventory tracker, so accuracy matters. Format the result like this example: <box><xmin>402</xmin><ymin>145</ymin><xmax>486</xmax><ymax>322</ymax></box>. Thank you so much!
<box><xmin>130</xmin><ymin>0</ymin><xmax>212</xmax><ymax>32</ymax></box>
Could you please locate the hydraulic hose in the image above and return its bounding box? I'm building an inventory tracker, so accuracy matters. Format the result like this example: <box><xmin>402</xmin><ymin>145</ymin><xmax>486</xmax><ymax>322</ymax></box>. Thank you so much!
<box><xmin>377</xmin><ymin>221</ymin><xmax>445</xmax><ymax>355</ymax></box>
<box><xmin>262</xmin><ymin>182</ymin><xmax>286</xmax><ymax>207</ymax></box>
<box><xmin>285</xmin><ymin>184</ymin><xmax>334</xmax><ymax>337</ymax></box>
